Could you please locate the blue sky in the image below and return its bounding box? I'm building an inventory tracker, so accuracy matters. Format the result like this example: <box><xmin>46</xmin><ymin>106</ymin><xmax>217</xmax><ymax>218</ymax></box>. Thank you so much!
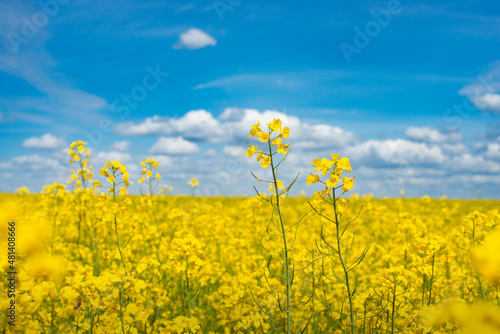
<box><xmin>1</xmin><ymin>0</ymin><xmax>500</xmax><ymax>197</ymax></box>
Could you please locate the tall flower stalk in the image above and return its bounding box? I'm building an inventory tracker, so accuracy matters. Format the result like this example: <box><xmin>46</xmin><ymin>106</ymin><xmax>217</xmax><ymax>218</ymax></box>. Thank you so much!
<box><xmin>246</xmin><ymin>118</ymin><xmax>305</xmax><ymax>334</ymax></box>
<box><xmin>307</xmin><ymin>155</ymin><xmax>369</xmax><ymax>333</ymax></box>
<box><xmin>68</xmin><ymin>141</ymin><xmax>94</xmax><ymax>265</ymax></box>
<box><xmin>97</xmin><ymin>161</ymin><xmax>132</xmax><ymax>270</ymax></box>
<box><xmin>139</xmin><ymin>159</ymin><xmax>163</xmax><ymax>261</ymax></box>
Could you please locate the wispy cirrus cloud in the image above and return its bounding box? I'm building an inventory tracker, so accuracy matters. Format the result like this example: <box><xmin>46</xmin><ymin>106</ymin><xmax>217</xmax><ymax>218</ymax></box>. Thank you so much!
<box><xmin>0</xmin><ymin>1</ymin><xmax>108</xmax><ymax>125</ymax></box>
<box><xmin>193</xmin><ymin>70</ymin><xmax>351</xmax><ymax>90</ymax></box>
<box><xmin>194</xmin><ymin>70</ymin><xmax>473</xmax><ymax>92</ymax></box>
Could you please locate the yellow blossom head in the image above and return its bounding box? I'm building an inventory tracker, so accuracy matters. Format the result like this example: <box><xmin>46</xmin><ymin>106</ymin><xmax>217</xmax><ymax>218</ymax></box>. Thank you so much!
<box><xmin>188</xmin><ymin>177</ymin><xmax>199</xmax><ymax>187</ymax></box>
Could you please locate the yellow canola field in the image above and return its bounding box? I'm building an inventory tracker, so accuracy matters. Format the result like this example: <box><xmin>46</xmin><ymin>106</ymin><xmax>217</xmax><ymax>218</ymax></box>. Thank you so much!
<box><xmin>2</xmin><ymin>122</ymin><xmax>500</xmax><ymax>334</ymax></box>
<box><xmin>1</xmin><ymin>193</ymin><xmax>500</xmax><ymax>333</ymax></box>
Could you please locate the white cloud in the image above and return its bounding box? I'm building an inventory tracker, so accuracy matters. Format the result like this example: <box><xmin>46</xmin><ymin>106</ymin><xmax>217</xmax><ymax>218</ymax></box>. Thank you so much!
<box><xmin>149</xmin><ymin>136</ymin><xmax>199</xmax><ymax>155</ymax></box>
<box><xmin>445</xmin><ymin>153</ymin><xmax>500</xmax><ymax>173</ymax></box>
<box><xmin>173</xmin><ymin>28</ymin><xmax>216</xmax><ymax>50</ymax></box>
<box><xmin>88</xmin><ymin>151</ymin><xmax>133</xmax><ymax>178</ymax></box>
<box><xmin>115</xmin><ymin>115</ymin><xmax>167</xmax><ymax>135</ymax></box>
<box><xmin>0</xmin><ymin>154</ymin><xmax>68</xmax><ymax>190</ymax></box>
<box><xmin>293</xmin><ymin>124</ymin><xmax>358</xmax><ymax>149</ymax></box>
<box><xmin>93</xmin><ymin>151</ymin><xmax>132</xmax><ymax>165</ymax></box>
<box><xmin>116</xmin><ymin>110</ymin><xmax>223</xmax><ymax>141</ymax></box>
<box><xmin>110</xmin><ymin>140</ymin><xmax>131</xmax><ymax>152</ymax></box>
<box><xmin>0</xmin><ymin>154</ymin><xmax>62</xmax><ymax>171</ymax></box>
<box><xmin>170</xmin><ymin>110</ymin><xmax>222</xmax><ymax>140</ymax></box>
<box><xmin>346</xmin><ymin>139</ymin><xmax>446</xmax><ymax>166</ymax></box>
<box><xmin>223</xmin><ymin>146</ymin><xmax>245</xmax><ymax>158</ymax></box>
<box><xmin>22</xmin><ymin>134</ymin><xmax>66</xmax><ymax>150</ymax></box>
<box><xmin>218</xmin><ymin>107</ymin><xmax>256</xmax><ymax>121</ymax></box>
<box><xmin>149</xmin><ymin>155</ymin><xmax>175</xmax><ymax>167</ymax></box>
<box><xmin>4</xmin><ymin>107</ymin><xmax>500</xmax><ymax>197</ymax></box>
<box><xmin>470</xmin><ymin>93</ymin><xmax>500</xmax><ymax>114</ymax></box>
<box><xmin>205</xmin><ymin>149</ymin><xmax>217</xmax><ymax>157</ymax></box>
<box><xmin>459</xmin><ymin>61</ymin><xmax>500</xmax><ymax>114</ymax></box>
<box><xmin>469</xmin><ymin>174</ymin><xmax>500</xmax><ymax>184</ymax></box>
<box><xmin>404</xmin><ymin>126</ymin><xmax>465</xmax><ymax>157</ymax></box>
<box><xmin>116</xmin><ymin>108</ymin><xmax>358</xmax><ymax>149</ymax></box>
<box><xmin>406</xmin><ymin>127</ymin><xmax>447</xmax><ymax>143</ymax></box>
<box><xmin>440</xmin><ymin>143</ymin><xmax>468</xmax><ymax>155</ymax></box>
<box><xmin>405</xmin><ymin>126</ymin><xmax>461</xmax><ymax>144</ymax></box>
<box><xmin>485</xmin><ymin>142</ymin><xmax>500</xmax><ymax>160</ymax></box>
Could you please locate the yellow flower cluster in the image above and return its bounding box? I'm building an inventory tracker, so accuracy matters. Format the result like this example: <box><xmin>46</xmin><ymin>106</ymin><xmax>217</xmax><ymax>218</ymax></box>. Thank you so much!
<box><xmin>164</xmin><ymin>315</ymin><xmax>202</xmax><ymax>333</ymax></box>
<box><xmin>168</xmin><ymin>232</ymin><xmax>206</xmax><ymax>281</ymax></box>
<box><xmin>473</xmin><ymin>230</ymin><xmax>500</xmax><ymax>285</ymax></box>
<box><xmin>139</xmin><ymin>158</ymin><xmax>161</xmax><ymax>184</ymax></box>
<box><xmin>307</xmin><ymin>154</ymin><xmax>355</xmax><ymax>204</ymax></box>
<box><xmin>98</xmin><ymin>161</ymin><xmax>131</xmax><ymax>195</ymax></box>
<box><xmin>68</xmin><ymin>140</ymin><xmax>89</xmax><ymax>164</ymax></box>
<box><xmin>246</xmin><ymin>118</ymin><xmax>290</xmax><ymax>168</ymax></box>
<box><xmin>68</xmin><ymin>141</ymin><xmax>94</xmax><ymax>189</ymax></box>
<box><xmin>16</xmin><ymin>186</ymin><xmax>30</xmax><ymax>194</ymax></box>
<box><xmin>187</xmin><ymin>177</ymin><xmax>199</xmax><ymax>187</ymax></box>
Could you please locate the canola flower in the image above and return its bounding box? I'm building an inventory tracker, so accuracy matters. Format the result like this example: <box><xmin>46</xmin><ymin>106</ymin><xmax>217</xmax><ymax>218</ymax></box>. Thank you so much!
<box><xmin>306</xmin><ymin>154</ymin><xmax>367</xmax><ymax>334</ymax></box>
<box><xmin>246</xmin><ymin>118</ymin><xmax>302</xmax><ymax>334</ymax></box>
<box><xmin>0</xmin><ymin>139</ymin><xmax>499</xmax><ymax>333</ymax></box>
<box><xmin>68</xmin><ymin>141</ymin><xmax>94</xmax><ymax>191</ymax></box>
<box><xmin>138</xmin><ymin>159</ymin><xmax>161</xmax><ymax>185</ymax></box>
<box><xmin>98</xmin><ymin>160</ymin><xmax>131</xmax><ymax>196</ymax></box>
<box><xmin>187</xmin><ymin>178</ymin><xmax>199</xmax><ymax>187</ymax></box>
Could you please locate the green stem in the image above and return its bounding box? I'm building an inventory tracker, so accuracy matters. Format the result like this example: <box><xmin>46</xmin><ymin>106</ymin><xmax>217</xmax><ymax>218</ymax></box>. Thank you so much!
<box><xmin>93</xmin><ymin>226</ymin><xmax>100</xmax><ymax>276</ymax></box>
<box><xmin>391</xmin><ymin>282</ymin><xmax>397</xmax><ymax>334</ymax></box>
<box><xmin>268</xmin><ymin>138</ymin><xmax>291</xmax><ymax>334</ymax></box>
<box><xmin>185</xmin><ymin>255</ymin><xmax>191</xmax><ymax>318</ymax></box>
<box><xmin>312</xmin><ymin>250</ymin><xmax>316</xmax><ymax>332</ymax></box>
<box><xmin>362</xmin><ymin>306</ymin><xmax>367</xmax><ymax>334</ymax></box>
<box><xmin>332</xmin><ymin>189</ymin><xmax>355</xmax><ymax>334</ymax></box>
<box><xmin>90</xmin><ymin>310</ymin><xmax>94</xmax><ymax>334</ymax></box>
<box><xmin>119</xmin><ymin>286</ymin><xmax>126</xmax><ymax>334</ymax></box>
<box><xmin>422</xmin><ymin>274</ymin><xmax>426</xmax><ymax>307</ymax></box>
<box><xmin>472</xmin><ymin>219</ymin><xmax>487</xmax><ymax>301</ymax></box>
<box><xmin>113</xmin><ymin>176</ymin><xmax>127</xmax><ymax>270</ymax></box>
<box><xmin>149</xmin><ymin>177</ymin><xmax>162</xmax><ymax>263</ymax></box>
<box><xmin>51</xmin><ymin>302</ymin><xmax>56</xmax><ymax>333</ymax></box>
<box><xmin>75</xmin><ymin>309</ymin><xmax>80</xmax><ymax>333</ymax></box>
<box><xmin>114</xmin><ymin>214</ymin><xmax>127</xmax><ymax>270</ymax></box>
<box><xmin>78</xmin><ymin>155</ymin><xmax>87</xmax><ymax>190</ymax></box>
<box><xmin>428</xmin><ymin>253</ymin><xmax>435</xmax><ymax>305</ymax></box>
